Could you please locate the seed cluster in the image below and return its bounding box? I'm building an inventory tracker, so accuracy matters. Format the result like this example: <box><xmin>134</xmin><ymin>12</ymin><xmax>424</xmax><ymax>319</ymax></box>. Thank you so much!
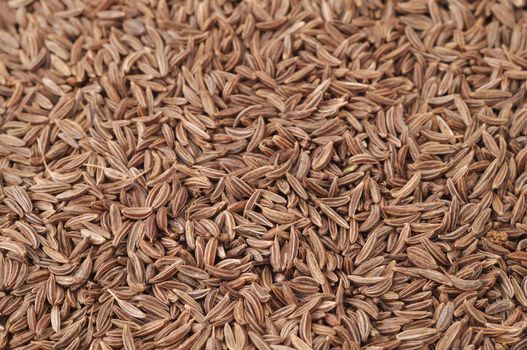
<box><xmin>1</xmin><ymin>0</ymin><xmax>527</xmax><ymax>349</ymax></box>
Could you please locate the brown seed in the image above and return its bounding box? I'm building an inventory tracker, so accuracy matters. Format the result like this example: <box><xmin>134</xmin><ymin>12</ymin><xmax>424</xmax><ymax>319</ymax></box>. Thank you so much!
<box><xmin>122</xmin><ymin>325</ymin><xmax>135</xmax><ymax>350</ymax></box>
